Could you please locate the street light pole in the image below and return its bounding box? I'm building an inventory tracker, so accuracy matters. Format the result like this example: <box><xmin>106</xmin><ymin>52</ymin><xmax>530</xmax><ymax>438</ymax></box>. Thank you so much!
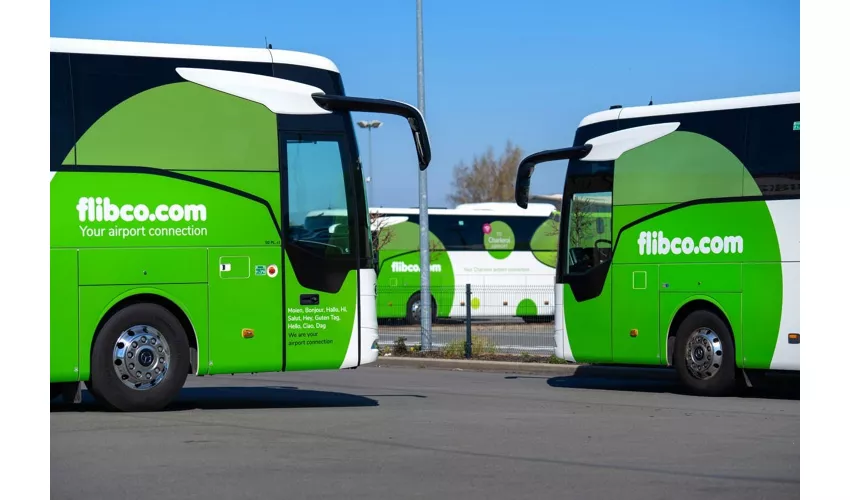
<box><xmin>356</xmin><ymin>120</ymin><xmax>382</xmax><ymax>204</ymax></box>
<box><xmin>416</xmin><ymin>0</ymin><xmax>431</xmax><ymax>350</ymax></box>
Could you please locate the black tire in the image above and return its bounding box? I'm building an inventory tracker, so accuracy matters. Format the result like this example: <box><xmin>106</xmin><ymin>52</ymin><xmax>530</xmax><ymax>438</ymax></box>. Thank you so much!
<box><xmin>521</xmin><ymin>315</ymin><xmax>554</xmax><ymax>324</ymax></box>
<box><xmin>673</xmin><ymin>309</ymin><xmax>737</xmax><ymax>397</ymax></box>
<box><xmin>405</xmin><ymin>292</ymin><xmax>437</xmax><ymax>325</ymax></box>
<box><xmin>88</xmin><ymin>303</ymin><xmax>190</xmax><ymax>412</ymax></box>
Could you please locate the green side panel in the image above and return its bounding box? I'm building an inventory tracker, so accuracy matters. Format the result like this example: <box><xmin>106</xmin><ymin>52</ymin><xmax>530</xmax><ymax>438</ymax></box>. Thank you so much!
<box><xmin>613</xmin><ymin>202</ymin><xmax>781</xmax><ymax>265</ymax></box>
<box><xmin>63</xmin><ymin>146</ymin><xmax>76</xmax><ymax>166</ymax></box>
<box><xmin>51</xmin><ymin>249</ymin><xmax>79</xmax><ymax>383</ymax></box>
<box><xmin>74</xmin><ymin>82</ymin><xmax>278</xmax><ymax>171</ymax></box>
<box><xmin>50</xmin><ymin>172</ymin><xmax>279</xmax><ymax>248</ymax></box>
<box><xmin>78</xmin><ymin>248</ymin><xmax>208</xmax><ymax>285</ymax></box>
<box><xmin>612</xmin><ymin>264</ymin><xmax>661</xmax><ymax>365</ymax></box>
<box><xmin>742</xmin><ymin>263</ymin><xmax>784</xmax><ymax>369</ymax></box>
<box><xmin>187</xmin><ymin>171</ymin><xmax>282</xmax><ymax>229</ymax></box>
<box><xmin>516</xmin><ymin>298</ymin><xmax>538</xmax><ymax>317</ymax></box>
<box><xmin>658</xmin><ymin>263</ymin><xmax>742</xmax><ymax>293</ymax></box>
<box><xmin>660</xmin><ymin>292</ymin><xmax>743</xmax><ymax>367</ymax></box>
<box><xmin>610</xmin><ymin>201</ymin><xmax>781</xmax><ymax>368</ymax></box>
<box><xmin>78</xmin><ymin>284</ymin><xmax>209</xmax><ymax>380</ymax></box>
<box><xmin>484</xmin><ymin>220</ymin><xmax>515</xmax><ymax>259</ymax></box>
<box><xmin>284</xmin><ymin>255</ymin><xmax>358</xmax><ymax>371</ymax></box>
<box><xmin>558</xmin><ymin>128</ymin><xmax>783</xmax><ymax>369</ymax></box>
<box><xmin>376</xmin><ymin>221</ymin><xmax>455</xmax><ymax>318</ymax></box>
<box><xmin>613</xmin><ymin>131</ymin><xmax>744</xmax><ymax>205</ymax></box>
<box><xmin>208</xmin><ymin>247</ymin><xmax>283</xmax><ymax>374</ymax></box>
<box><xmin>564</xmin><ymin>277</ymin><xmax>612</xmax><ymax>363</ymax></box>
<box><xmin>612</xmin><ymin>204</ymin><xmax>671</xmax><ymax>233</ymax></box>
<box><xmin>530</xmin><ymin>216</ymin><xmax>559</xmax><ymax>268</ymax></box>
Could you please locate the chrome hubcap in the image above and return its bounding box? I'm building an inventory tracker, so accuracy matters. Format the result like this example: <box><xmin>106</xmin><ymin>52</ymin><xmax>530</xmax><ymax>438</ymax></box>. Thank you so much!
<box><xmin>411</xmin><ymin>300</ymin><xmax>421</xmax><ymax>321</ymax></box>
<box><xmin>113</xmin><ymin>325</ymin><xmax>170</xmax><ymax>390</ymax></box>
<box><xmin>685</xmin><ymin>327</ymin><xmax>723</xmax><ymax>380</ymax></box>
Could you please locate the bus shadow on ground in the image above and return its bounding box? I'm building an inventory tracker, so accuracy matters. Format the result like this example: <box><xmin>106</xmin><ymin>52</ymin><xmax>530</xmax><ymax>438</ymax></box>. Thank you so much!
<box><xmin>539</xmin><ymin>366</ymin><xmax>800</xmax><ymax>401</ymax></box>
<box><xmin>50</xmin><ymin>385</ymin><xmax>381</xmax><ymax>413</ymax></box>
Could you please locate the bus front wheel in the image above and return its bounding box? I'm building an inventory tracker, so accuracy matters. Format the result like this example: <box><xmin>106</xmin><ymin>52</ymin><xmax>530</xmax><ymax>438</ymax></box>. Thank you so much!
<box><xmin>88</xmin><ymin>302</ymin><xmax>190</xmax><ymax>412</ymax></box>
<box><xmin>406</xmin><ymin>293</ymin><xmax>437</xmax><ymax>325</ymax></box>
<box><xmin>673</xmin><ymin>309</ymin><xmax>737</xmax><ymax>396</ymax></box>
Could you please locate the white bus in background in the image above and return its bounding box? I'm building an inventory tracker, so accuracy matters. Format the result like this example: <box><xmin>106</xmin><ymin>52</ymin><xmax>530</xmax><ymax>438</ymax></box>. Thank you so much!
<box><xmin>371</xmin><ymin>202</ymin><xmax>561</xmax><ymax>324</ymax></box>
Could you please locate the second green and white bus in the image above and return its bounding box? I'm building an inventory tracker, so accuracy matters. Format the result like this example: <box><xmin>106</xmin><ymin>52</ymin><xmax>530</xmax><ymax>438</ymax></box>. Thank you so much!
<box><xmin>370</xmin><ymin>203</ymin><xmax>562</xmax><ymax>324</ymax></box>
<box><xmin>516</xmin><ymin>91</ymin><xmax>799</xmax><ymax>395</ymax></box>
<box><xmin>50</xmin><ymin>37</ymin><xmax>431</xmax><ymax>411</ymax></box>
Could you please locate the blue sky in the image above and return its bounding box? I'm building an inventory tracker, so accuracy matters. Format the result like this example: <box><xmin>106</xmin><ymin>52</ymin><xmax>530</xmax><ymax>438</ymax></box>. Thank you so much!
<box><xmin>51</xmin><ymin>0</ymin><xmax>800</xmax><ymax>208</ymax></box>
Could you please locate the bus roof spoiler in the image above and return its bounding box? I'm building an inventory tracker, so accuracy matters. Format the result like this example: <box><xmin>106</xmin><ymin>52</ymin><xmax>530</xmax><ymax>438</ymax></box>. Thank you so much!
<box><xmin>514</xmin><ymin>145</ymin><xmax>591</xmax><ymax>209</ymax></box>
<box><xmin>313</xmin><ymin>95</ymin><xmax>431</xmax><ymax>171</ymax></box>
<box><xmin>173</xmin><ymin>68</ymin><xmax>431</xmax><ymax>170</ymax></box>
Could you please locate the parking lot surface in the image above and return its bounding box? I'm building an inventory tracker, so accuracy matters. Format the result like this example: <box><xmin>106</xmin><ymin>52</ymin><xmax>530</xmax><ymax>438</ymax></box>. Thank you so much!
<box><xmin>51</xmin><ymin>366</ymin><xmax>799</xmax><ymax>500</ymax></box>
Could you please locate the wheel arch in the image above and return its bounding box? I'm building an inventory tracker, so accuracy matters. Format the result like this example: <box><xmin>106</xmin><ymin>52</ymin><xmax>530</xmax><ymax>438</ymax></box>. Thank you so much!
<box><xmin>664</xmin><ymin>296</ymin><xmax>735</xmax><ymax>367</ymax></box>
<box><xmin>90</xmin><ymin>290</ymin><xmax>200</xmax><ymax>376</ymax></box>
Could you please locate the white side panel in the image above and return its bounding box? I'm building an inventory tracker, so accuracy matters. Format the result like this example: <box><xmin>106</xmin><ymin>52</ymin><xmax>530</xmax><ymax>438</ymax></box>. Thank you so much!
<box><xmin>340</xmin><ymin>300</ymin><xmax>360</xmax><ymax>369</ymax></box>
<box><xmin>358</xmin><ymin>269</ymin><xmax>380</xmax><ymax>366</ymax></box>
<box><xmin>445</xmin><ymin>251</ymin><xmax>555</xmax><ymax>318</ymax></box>
<box><xmin>341</xmin><ymin>269</ymin><xmax>379</xmax><ymax>369</ymax></box>
<box><xmin>175</xmin><ymin>68</ymin><xmax>331</xmax><ymax>116</ymax></box>
<box><xmin>767</xmin><ymin>199</ymin><xmax>800</xmax><ymax>262</ymax></box>
<box><xmin>770</xmin><ymin>263</ymin><xmax>800</xmax><ymax>370</ymax></box>
<box><xmin>767</xmin><ymin>199</ymin><xmax>800</xmax><ymax>370</ymax></box>
<box><xmin>554</xmin><ymin>284</ymin><xmax>576</xmax><ymax>362</ymax></box>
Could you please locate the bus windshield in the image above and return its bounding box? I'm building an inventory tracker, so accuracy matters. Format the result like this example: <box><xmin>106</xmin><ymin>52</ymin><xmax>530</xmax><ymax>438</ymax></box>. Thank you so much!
<box><xmin>560</xmin><ymin>160</ymin><xmax>614</xmax><ymax>276</ymax></box>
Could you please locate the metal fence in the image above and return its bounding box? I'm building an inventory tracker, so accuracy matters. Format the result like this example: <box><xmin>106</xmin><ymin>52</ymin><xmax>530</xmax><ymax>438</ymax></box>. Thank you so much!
<box><xmin>376</xmin><ymin>284</ymin><xmax>556</xmax><ymax>355</ymax></box>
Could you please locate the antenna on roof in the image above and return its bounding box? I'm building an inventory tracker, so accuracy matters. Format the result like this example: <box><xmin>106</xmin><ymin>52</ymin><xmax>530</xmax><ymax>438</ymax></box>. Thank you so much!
<box><xmin>648</xmin><ymin>96</ymin><xmax>653</xmax><ymax>106</ymax></box>
<box><xmin>264</xmin><ymin>36</ymin><xmax>272</xmax><ymax>49</ymax></box>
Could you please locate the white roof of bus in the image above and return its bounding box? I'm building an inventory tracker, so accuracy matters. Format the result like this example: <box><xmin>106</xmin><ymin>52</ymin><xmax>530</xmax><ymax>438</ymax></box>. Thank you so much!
<box><xmin>50</xmin><ymin>37</ymin><xmax>340</xmax><ymax>73</ymax></box>
<box><xmin>579</xmin><ymin>91</ymin><xmax>799</xmax><ymax>127</ymax></box>
<box><xmin>371</xmin><ymin>202</ymin><xmax>555</xmax><ymax>217</ymax></box>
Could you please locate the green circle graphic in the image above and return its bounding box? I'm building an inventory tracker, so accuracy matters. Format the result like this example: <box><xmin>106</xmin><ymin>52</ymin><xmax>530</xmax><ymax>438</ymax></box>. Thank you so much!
<box><xmin>516</xmin><ymin>298</ymin><xmax>538</xmax><ymax>317</ymax></box>
<box><xmin>483</xmin><ymin>220</ymin><xmax>515</xmax><ymax>259</ymax></box>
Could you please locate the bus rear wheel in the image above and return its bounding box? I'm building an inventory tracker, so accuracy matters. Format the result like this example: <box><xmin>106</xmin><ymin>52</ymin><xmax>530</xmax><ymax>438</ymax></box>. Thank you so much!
<box><xmin>673</xmin><ymin>309</ymin><xmax>737</xmax><ymax>396</ymax></box>
<box><xmin>406</xmin><ymin>292</ymin><xmax>437</xmax><ymax>325</ymax></box>
<box><xmin>88</xmin><ymin>303</ymin><xmax>190</xmax><ymax>412</ymax></box>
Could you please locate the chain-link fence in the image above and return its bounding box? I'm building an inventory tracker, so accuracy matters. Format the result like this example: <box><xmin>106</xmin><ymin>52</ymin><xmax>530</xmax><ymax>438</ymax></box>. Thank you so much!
<box><xmin>376</xmin><ymin>284</ymin><xmax>556</xmax><ymax>355</ymax></box>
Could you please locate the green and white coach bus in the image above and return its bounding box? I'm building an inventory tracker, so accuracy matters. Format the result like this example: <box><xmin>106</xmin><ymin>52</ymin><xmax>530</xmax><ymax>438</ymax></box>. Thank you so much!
<box><xmin>515</xmin><ymin>92</ymin><xmax>799</xmax><ymax>395</ymax></box>
<box><xmin>371</xmin><ymin>203</ymin><xmax>562</xmax><ymax>324</ymax></box>
<box><xmin>50</xmin><ymin>37</ymin><xmax>431</xmax><ymax>411</ymax></box>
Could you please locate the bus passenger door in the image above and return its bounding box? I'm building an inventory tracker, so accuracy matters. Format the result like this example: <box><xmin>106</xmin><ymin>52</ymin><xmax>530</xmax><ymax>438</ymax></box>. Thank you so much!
<box><xmin>611</xmin><ymin>263</ymin><xmax>661</xmax><ymax>365</ymax></box>
<box><xmin>280</xmin><ymin>132</ymin><xmax>362</xmax><ymax>371</ymax></box>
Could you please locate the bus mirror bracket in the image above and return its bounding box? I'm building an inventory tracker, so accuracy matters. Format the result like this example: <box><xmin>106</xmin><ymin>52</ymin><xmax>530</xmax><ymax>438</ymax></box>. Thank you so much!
<box><xmin>312</xmin><ymin>94</ymin><xmax>431</xmax><ymax>170</ymax></box>
<box><xmin>515</xmin><ymin>145</ymin><xmax>592</xmax><ymax>209</ymax></box>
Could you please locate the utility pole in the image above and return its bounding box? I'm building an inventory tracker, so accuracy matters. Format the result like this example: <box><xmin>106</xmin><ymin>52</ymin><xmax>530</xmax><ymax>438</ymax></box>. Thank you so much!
<box><xmin>416</xmin><ymin>0</ymin><xmax>431</xmax><ymax>350</ymax></box>
<box><xmin>356</xmin><ymin>120</ymin><xmax>382</xmax><ymax>203</ymax></box>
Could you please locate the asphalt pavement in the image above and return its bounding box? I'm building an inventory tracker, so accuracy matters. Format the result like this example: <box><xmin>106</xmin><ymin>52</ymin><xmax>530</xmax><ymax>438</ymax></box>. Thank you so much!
<box><xmin>51</xmin><ymin>365</ymin><xmax>799</xmax><ymax>500</ymax></box>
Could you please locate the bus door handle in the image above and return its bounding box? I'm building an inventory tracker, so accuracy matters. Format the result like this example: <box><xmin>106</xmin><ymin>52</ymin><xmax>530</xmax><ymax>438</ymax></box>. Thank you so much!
<box><xmin>300</xmin><ymin>294</ymin><xmax>320</xmax><ymax>305</ymax></box>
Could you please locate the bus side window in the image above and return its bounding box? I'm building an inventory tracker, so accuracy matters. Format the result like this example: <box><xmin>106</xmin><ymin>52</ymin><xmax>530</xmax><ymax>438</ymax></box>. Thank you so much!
<box><xmin>285</xmin><ymin>137</ymin><xmax>352</xmax><ymax>256</ymax></box>
<box><xmin>746</xmin><ymin>105</ymin><xmax>800</xmax><ymax>198</ymax></box>
<box><xmin>51</xmin><ymin>53</ymin><xmax>75</xmax><ymax>169</ymax></box>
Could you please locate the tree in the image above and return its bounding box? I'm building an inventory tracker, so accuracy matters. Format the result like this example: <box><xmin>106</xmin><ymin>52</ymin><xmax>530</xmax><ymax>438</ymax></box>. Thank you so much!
<box><xmin>447</xmin><ymin>140</ymin><xmax>523</xmax><ymax>206</ymax></box>
<box><xmin>567</xmin><ymin>197</ymin><xmax>595</xmax><ymax>249</ymax></box>
<box><xmin>370</xmin><ymin>211</ymin><xmax>396</xmax><ymax>252</ymax></box>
